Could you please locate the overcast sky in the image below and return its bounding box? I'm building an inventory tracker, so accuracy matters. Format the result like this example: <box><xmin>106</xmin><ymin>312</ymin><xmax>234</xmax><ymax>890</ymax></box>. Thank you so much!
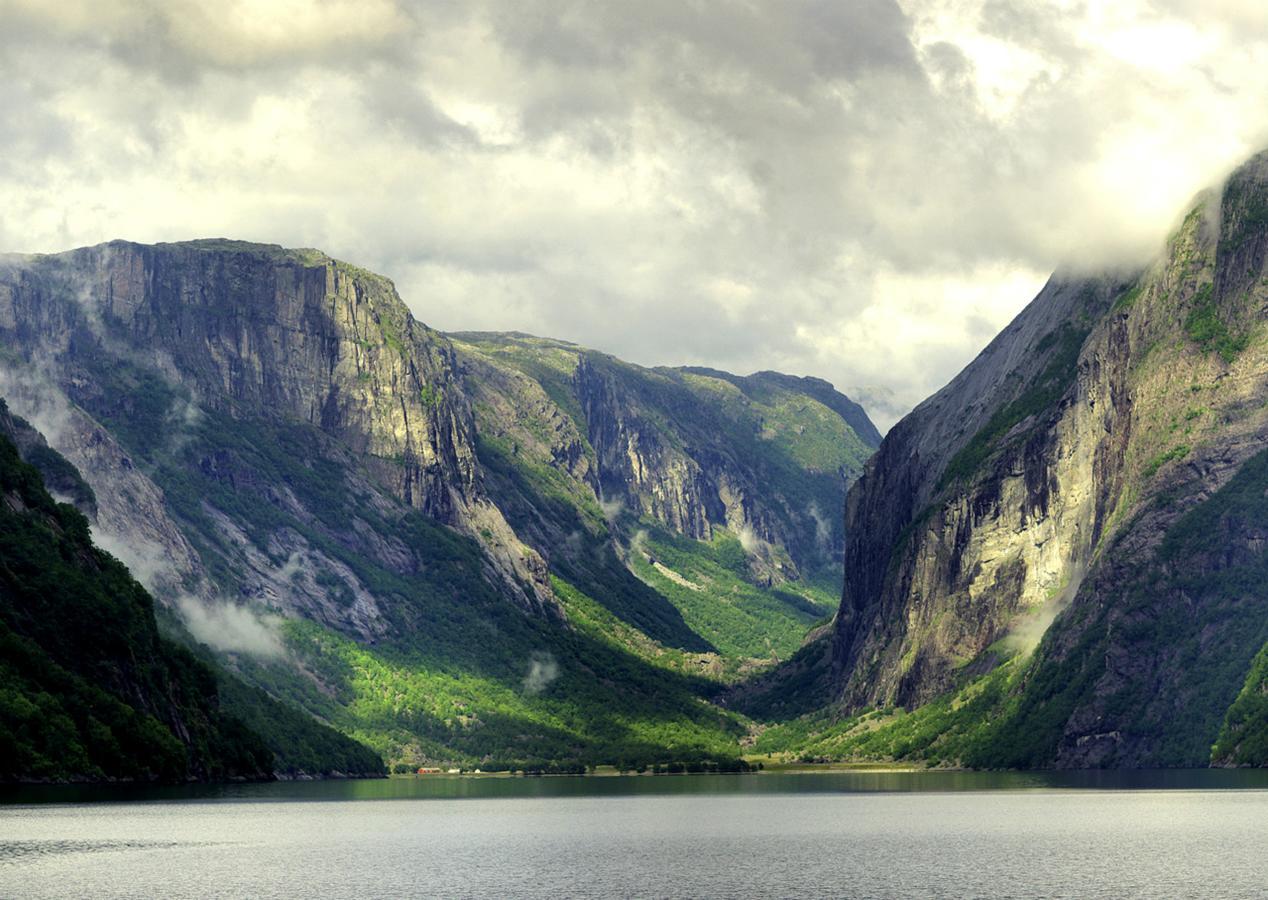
<box><xmin>4</xmin><ymin>0</ymin><xmax>1268</xmax><ymax>428</ymax></box>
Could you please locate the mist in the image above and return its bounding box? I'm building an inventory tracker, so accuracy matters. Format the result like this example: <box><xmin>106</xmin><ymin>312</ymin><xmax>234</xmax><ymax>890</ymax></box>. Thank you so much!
<box><xmin>807</xmin><ymin>502</ymin><xmax>833</xmax><ymax>553</ymax></box>
<box><xmin>176</xmin><ymin>594</ymin><xmax>286</xmax><ymax>659</ymax></box>
<box><xmin>522</xmin><ymin>652</ymin><xmax>560</xmax><ymax>695</ymax></box>
<box><xmin>1001</xmin><ymin>562</ymin><xmax>1088</xmax><ymax>657</ymax></box>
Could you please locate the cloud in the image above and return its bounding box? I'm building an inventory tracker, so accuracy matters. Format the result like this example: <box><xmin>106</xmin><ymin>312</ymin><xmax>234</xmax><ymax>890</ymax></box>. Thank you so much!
<box><xmin>0</xmin><ymin>362</ymin><xmax>78</xmax><ymax>448</ymax></box>
<box><xmin>91</xmin><ymin>528</ymin><xmax>174</xmax><ymax>594</ymax></box>
<box><xmin>3</xmin><ymin>1</ymin><xmax>1268</xmax><ymax>428</ymax></box>
<box><xmin>89</xmin><ymin>521</ymin><xmax>286</xmax><ymax>658</ymax></box>
<box><xmin>89</xmin><ymin>515</ymin><xmax>286</xmax><ymax>658</ymax></box>
<box><xmin>176</xmin><ymin>594</ymin><xmax>286</xmax><ymax>658</ymax></box>
<box><xmin>1001</xmin><ymin>562</ymin><xmax>1087</xmax><ymax>657</ymax></box>
<box><xmin>807</xmin><ymin>502</ymin><xmax>833</xmax><ymax>553</ymax></box>
<box><xmin>599</xmin><ymin>496</ymin><xmax>624</xmax><ymax>523</ymax></box>
<box><xmin>522</xmin><ymin>651</ymin><xmax>559</xmax><ymax>695</ymax></box>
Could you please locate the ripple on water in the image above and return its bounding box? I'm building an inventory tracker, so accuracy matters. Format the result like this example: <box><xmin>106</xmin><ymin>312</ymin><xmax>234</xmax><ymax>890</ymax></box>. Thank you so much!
<box><xmin>0</xmin><ymin>839</ymin><xmax>218</xmax><ymax>864</ymax></box>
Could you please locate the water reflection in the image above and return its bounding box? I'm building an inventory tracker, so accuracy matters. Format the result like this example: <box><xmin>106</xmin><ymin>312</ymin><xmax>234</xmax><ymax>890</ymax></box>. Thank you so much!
<box><xmin>4</xmin><ymin>767</ymin><xmax>1268</xmax><ymax>806</ymax></box>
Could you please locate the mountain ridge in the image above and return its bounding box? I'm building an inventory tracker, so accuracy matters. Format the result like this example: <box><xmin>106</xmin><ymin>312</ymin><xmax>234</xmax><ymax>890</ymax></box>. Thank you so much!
<box><xmin>789</xmin><ymin>149</ymin><xmax>1268</xmax><ymax>768</ymax></box>
<box><xmin>0</xmin><ymin>240</ymin><xmax>880</xmax><ymax>773</ymax></box>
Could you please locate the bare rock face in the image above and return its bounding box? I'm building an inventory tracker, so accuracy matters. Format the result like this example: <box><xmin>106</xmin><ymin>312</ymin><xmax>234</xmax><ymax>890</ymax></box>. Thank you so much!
<box><xmin>832</xmin><ymin>275</ymin><xmax>1128</xmax><ymax>708</ymax></box>
<box><xmin>53</xmin><ymin>241</ymin><xmax>476</xmax><ymax>520</ymax></box>
<box><xmin>0</xmin><ymin>240</ymin><xmax>556</xmax><ymax>624</ymax></box>
<box><xmin>452</xmin><ymin>332</ymin><xmax>881</xmax><ymax>584</ymax></box>
<box><xmin>831</xmin><ymin>150</ymin><xmax>1268</xmax><ymax>766</ymax></box>
<box><xmin>573</xmin><ymin>355</ymin><xmax>720</xmax><ymax>541</ymax></box>
<box><xmin>0</xmin><ymin>371</ymin><xmax>207</xmax><ymax>599</ymax></box>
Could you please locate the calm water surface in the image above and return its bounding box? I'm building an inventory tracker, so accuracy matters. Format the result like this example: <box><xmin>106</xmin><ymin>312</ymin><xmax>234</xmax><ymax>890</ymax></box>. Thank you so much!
<box><xmin>2</xmin><ymin>771</ymin><xmax>1267</xmax><ymax>898</ymax></box>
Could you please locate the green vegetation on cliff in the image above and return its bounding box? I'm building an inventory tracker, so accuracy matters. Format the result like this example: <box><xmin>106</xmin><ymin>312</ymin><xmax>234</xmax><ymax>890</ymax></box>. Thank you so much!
<box><xmin>1213</xmin><ymin>642</ymin><xmax>1268</xmax><ymax>766</ymax></box>
<box><xmin>627</xmin><ymin>525</ymin><xmax>835</xmax><ymax>663</ymax></box>
<box><xmin>227</xmin><ymin>585</ymin><xmax>752</xmax><ymax>771</ymax></box>
<box><xmin>1184</xmin><ymin>284</ymin><xmax>1249</xmax><ymax>364</ymax></box>
<box><xmin>0</xmin><ymin>240</ymin><xmax>884</xmax><ymax>774</ymax></box>
<box><xmin>0</xmin><ymin>430</ymin><xmax>272</xmax><ymax>782</ymax></box>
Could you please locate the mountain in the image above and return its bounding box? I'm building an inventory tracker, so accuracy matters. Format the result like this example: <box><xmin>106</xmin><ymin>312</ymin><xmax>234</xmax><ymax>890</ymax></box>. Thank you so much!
<box><xmin>450</xmin><ymin>333</ymin><xmax>875</xmax><ymax>640</ymax></box>
<box><xmin>0</xmin><ymin>409</ymin><xmax>261</xmax><ymax>782</ymax></box>
<box><xmin>754</xmin><ymin>150</ymin><xmax>1268</xmax><ymax>768</ymax></box>
<box><xmin>0</xmin><ymin>241</ymin><xmax>879</xmax><ymax>772</ymax></box>
<box><xmin>0</xmin><ymin>401</ymin><xmax>382</xmax><ymax>781</ymax></box>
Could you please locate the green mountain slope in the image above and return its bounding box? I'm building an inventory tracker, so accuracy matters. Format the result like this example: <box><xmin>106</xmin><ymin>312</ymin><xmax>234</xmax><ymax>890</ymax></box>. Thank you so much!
<box><xmin>0</xmin><ymin>402</ymin><xmax>384</xmax><ymax>782</ymax></box>
<box><xmin>0</xmin><ymin>422</ymin><xmax>269</xmax><ymax>782</ymax></box>
<box><xmin>0</xmin><ymin>242</ymin><xmax>878</xmax><ymax>771</ymax></box>
<box><xmin>757</xmin><ymin>148</ymin><xmax>1268</xmax><ymax>770</ymax></box>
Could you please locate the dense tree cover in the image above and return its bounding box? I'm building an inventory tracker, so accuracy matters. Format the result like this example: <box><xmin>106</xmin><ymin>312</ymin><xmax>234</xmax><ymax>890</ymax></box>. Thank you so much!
<box><xmin>1213</xmin><ymin>642</ymin><xmax>1268</xmax><ymax>766</ymax></box>
<box><xmin>626</xmin><ymin>526</ymin><xmax>834</xmax><ymax>662</ymax></box>
<box><xmin>0</xmin><ymin>415</ymin><xmax>385</xmax><ymax>783</ymax></box>
<box><xmin>755</xmin><ymin>450</ymin><xmax>1268</xmax><ymax>769</ymax></box>
<box><xmin>212</xmin><ymin>670</ymin><xmax>385</xmax><ymax>777</ymax></box>
<box><xmin>0</xmin><ymin>431</ymin><xmax>272</xmax><ymax>782</ymax></box>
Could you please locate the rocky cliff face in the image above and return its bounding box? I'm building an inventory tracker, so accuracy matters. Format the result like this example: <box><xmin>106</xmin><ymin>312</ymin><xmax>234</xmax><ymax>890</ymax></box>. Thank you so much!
<box><xmin>0</xmin><ymin>240</ymin><xmax>554</xmax><ymax>621</ymax></box>
<box><xmin>831</xmin><ymin>274</ymin><xmax>1128</xmax><ymax>707</ymax></box>
<box><xmin>3</xmin><ymin>240</ymin><xmax>477</xmax><ymax>517</ymax></box>
<box><xmin>0</xmin><ymin>243</ymin><xmax>880</xmax><ymax>769</ymax></box>
<box><xmin>455</xmin><ymin>333</ymin><xmax>880</xmax><ymax>585</ymax></box>
<box><xmin>830</xmin><ymin>151</ymin><xmax>1268</xmax><ymax>767</ymax></box>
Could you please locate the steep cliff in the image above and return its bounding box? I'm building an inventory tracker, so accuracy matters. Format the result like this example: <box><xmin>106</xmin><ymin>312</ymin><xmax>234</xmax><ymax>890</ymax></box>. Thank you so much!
<box><xmin>0</xmin><ymin>422</ymin><xmax>274</xmax><ymax>782</ymax></box>
<box><xmin>826</xmin><ymin>150</ymin><xmax>1268</xmax><ymax>767</ymax></box>
<box><xmin>8</xmin><ymin>241</ymin><xmax>476</xmax><ymax>517</ymax></box>
<box><xmin>0</xmin><ymin>240</ymin><xmax>553</xmax><ymax>620</ymax></box>
<box><xmin>0</xmin><ymin>243</ymin><xmax>878</xmax><ymax>770</ymax></box>
<box><xmin>451</xmin><ymin>332</ymin><xmax>879</xmax><ymax>659</ymax></box>
<box><xmin>452</xmin><ymin>332</ymin><xmax>878</xmax><ymax>583</ymax></box>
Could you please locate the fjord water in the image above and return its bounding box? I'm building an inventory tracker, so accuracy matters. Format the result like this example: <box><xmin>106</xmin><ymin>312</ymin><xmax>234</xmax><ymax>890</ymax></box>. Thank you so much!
<box><xmin>3</xmin><ymin>773</ymin><xmax>1267</xmax><ymax>898</ymax></box>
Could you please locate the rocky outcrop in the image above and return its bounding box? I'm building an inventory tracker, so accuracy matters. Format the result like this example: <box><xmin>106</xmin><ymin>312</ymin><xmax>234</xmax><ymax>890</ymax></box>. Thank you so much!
<box><xmin>0</xmin><ymin>372</ymin><xmax>208</xmax><ymax>597</ymax></box>
<box><xmin>0</xmin><ymin>398</ymin><xmax>96</xmax><ymax>517</ymax></box>
<box><xmin>830</xmin><ymin>150</ymin><xmax>1268</xmax><ymax>766</ymax></box>
<box><xmin>0</xmin><ymin>240</ymin><xmax>555</xmax><ymax>618</ymax></box>
<box><xmin>573</xmin><ymin>355</ymin><xmax>721</xmax><ymax>540</ymax></box>
<box><xmin>831</xmin><ymin>274</ymin><xmax>1128</xmax><ymax>708</ymax></box>
<box><xmin>453</xmin><ymin>332</ymin><xmax>881</xmax><ymax>582</ymax></box>
<box><xmin>2</xmin><ymin>240</ymin><xmax>478</xmax><ymax>519</ymax></box>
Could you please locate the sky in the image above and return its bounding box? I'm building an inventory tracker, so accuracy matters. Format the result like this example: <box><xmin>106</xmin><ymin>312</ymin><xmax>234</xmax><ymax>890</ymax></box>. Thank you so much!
<box><xmin>3</xmin><ymin>1</ymin><xmax>1268</xmax><ymax>428</ymax></box>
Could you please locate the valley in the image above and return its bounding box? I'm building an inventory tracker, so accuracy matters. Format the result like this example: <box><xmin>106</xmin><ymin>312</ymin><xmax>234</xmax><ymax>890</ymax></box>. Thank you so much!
<box><xmin>0</xmin><ymin>242</ymin><xmax>876</xmax><ymax>776</ymax></box>
<box><xmin>5</xmin><ymin>149</ymin><xmax>1268</xmax><ymax>781</ymax></box>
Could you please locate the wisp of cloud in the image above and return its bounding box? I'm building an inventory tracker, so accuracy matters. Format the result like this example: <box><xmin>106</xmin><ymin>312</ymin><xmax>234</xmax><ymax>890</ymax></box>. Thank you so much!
<box><xmin>176</xmin><ymin>594</ymin><xmax>286</xmax><ymax>659</ymax></box>
<box><xmin>522</xmin><ymin>652</ymin><xmax>560</xmax><ymax>695</ymax></box>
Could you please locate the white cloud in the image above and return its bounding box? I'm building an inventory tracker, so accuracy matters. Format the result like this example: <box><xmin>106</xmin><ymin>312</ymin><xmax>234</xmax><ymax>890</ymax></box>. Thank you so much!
<box><xmin>3</xmin><ymin>0</ymin><xmax>1268</xmax><ymax>429</ymax></box>
<box><xmin>176</xmin><ymin>594</ymin><xmax>286</xmax><ymax>659</ymax></box>
<box><xmin>522</xmin><ymin>652</ymin><xmax>559</xmax><ymax>695</ymax></box>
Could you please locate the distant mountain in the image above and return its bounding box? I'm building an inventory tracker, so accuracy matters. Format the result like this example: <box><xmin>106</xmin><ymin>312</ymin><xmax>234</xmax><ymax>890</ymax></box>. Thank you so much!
<box><xmin>451</xmin><ymin>332</ymin><xmax>876</xmax><ymax>599</ymax></box>
<box><xmin>752</xmin><ymin>149</ymin><xmax>1268</xmax><ymax>769</ymax></box>
<box><xmin>0</xmin><ymin>242</ymin><xmax>879</xmax><ymax>772</ymax></box>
